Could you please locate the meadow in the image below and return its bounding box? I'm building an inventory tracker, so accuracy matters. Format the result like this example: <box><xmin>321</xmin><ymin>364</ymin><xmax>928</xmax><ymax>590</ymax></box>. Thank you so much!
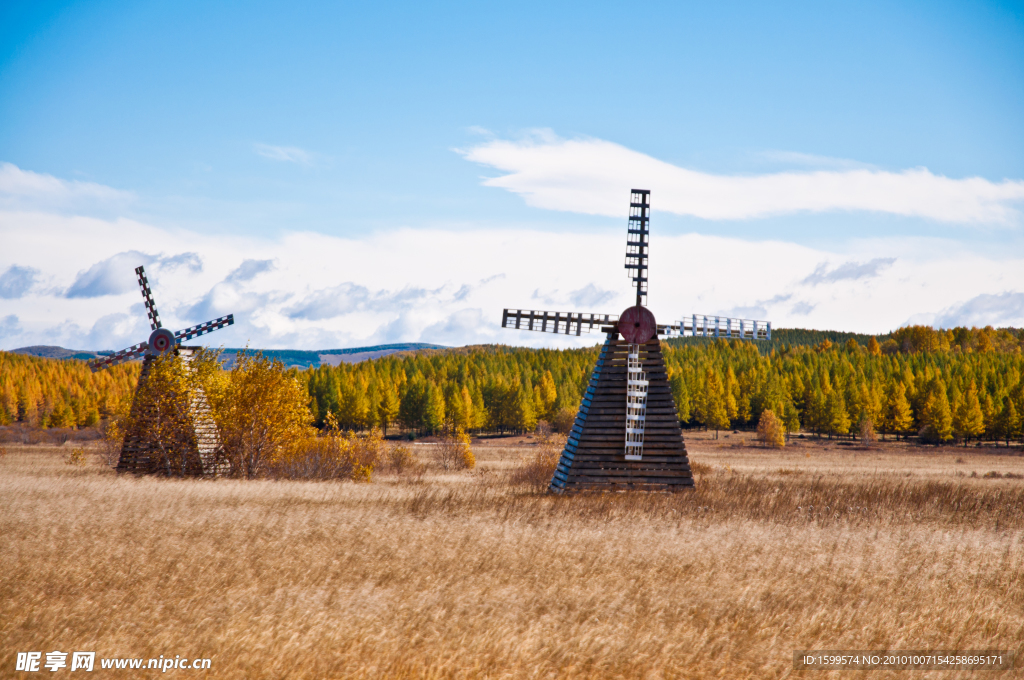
<box><xmin>2</xmin><ymin>434</ymin><xmax>1022</xmax><ymax>678</ymax></box>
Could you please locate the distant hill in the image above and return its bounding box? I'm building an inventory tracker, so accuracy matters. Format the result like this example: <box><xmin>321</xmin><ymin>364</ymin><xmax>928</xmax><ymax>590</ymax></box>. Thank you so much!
<box><xmin>8</xmin><ymin>343</ymin><xmax>448</xmax><ymax>368</ymax></box>
<box><xmin>14</xmin><ymin>326</ymin><xmax>1016</xmax><ymax>369</ymax></box>
<box><xmin>218</xmin><ymin>344</ymin><xmax>448</xmax><ymax>369</ymax></box>
<box><xmin>8</xmin><ymin>345</ymin><xmax>105</xmax><ymax>361</ymax></box>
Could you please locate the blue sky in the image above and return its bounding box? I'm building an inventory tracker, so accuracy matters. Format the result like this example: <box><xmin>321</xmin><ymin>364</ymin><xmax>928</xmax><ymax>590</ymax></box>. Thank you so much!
<box><xmin>1</xmin><ymin>1</ymin><xmax>1023</xmax><ymax>350</ymax></box>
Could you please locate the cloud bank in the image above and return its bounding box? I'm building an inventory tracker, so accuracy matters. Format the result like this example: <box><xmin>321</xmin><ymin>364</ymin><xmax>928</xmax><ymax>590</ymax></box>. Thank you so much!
<box><xmin>2</xmin><ymin>161</ymin><xmax>1023</xmax><ymax>352</ymax></box>
<box><xmin>932</xmin><ymin>292</ymin><xmax>1024</xmax><ymax>329</ymax></box>
<box><xmin>0</xmin><ymin>162</ymin><xmax>132</xmax><ymax>213</ymax></box>
<box><xmin>3</xmin><ymin>208</ymin><xmax>1023</xmax><ymax>352</ymax></box>
<box><xmin>461</xmin><ymin>134</ymin><xmax>1024</xmax><ymax>225</ymax></box>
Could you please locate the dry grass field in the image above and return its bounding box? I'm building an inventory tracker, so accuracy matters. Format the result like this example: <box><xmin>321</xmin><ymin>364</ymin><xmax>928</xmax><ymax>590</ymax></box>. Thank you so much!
<box><xmin>2</xmin><ymin>434</ymin><xmax>1023</xmax><ymax>679</ymax></box>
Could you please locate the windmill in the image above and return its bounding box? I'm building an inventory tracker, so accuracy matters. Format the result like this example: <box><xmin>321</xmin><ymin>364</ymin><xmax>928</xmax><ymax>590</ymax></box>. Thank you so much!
<box><xmin>89</xmin><ymin>265</ymin><xmax>235</xmax><ymax>476</ymax></box>
<box><xmin>501</xmin><ymin>189</ymin><xmax>771</xmax><ymax>492</ymax></box>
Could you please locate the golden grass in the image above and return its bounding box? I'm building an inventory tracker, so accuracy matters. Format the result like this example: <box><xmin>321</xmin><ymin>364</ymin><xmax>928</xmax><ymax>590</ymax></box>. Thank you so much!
<box><xmin>2</xmin><ymin>440</ymin><xmax>1022</xmax><ymax>679</ymax></box>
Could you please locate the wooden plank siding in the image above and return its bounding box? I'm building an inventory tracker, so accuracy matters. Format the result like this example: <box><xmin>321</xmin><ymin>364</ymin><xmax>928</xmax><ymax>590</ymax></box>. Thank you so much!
<box><xmin>549</xmin><ymin>334</ymin><xmax>694</xmax><ymax>493</ymax></box>
<box><xmin>117</xmin><ymin>347</ymin><xmax>229</xmax><ymax>477</ymax></box>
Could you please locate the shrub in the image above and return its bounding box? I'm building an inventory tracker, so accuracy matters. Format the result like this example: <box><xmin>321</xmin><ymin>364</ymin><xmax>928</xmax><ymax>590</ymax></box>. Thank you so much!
<box><xmin>551</xmin><ymin>407</ymin><xmax>576</xmax><ymax>434</ymax></box>
<box><xmin>64</xmin><ymin>447</ymin><xmax>87</xmax><ymax>466</ymax></box>
<box><xmin>689</xmin><ymin>460</ymin><xmax>712</xmax><ymax>476</ymax></box>
<box><xmin>434</xmin><ymin>427</ymin><xmax>474</xmax><ymax>471</ymax></box>
<box><xmin>387</xmin><ymin>444</ymin><xmax>415</xmax><ymax>474</ymax></box>
<box><xmin>274</xmin><ymin>415</ymin><xmax>383</xmax><ymax>482</ymax></box>
<box><xmin>756</xmin><ymin>409</ymin><xmax>785</xmax><ymax>448</ymax></box>
<box><xmin>100</xmin><ymin>399</ymin><xmax>131</xmax><ymax>467</ymax></box>
<box><xmin>510</xmin><ymin>431</ymin><xmax>564</xmax><ymax>492</ymax></box>
<box><xmin>209</xmin><ymin>351</ymin><xmax>313</xmax><ymax>479</ymax></box>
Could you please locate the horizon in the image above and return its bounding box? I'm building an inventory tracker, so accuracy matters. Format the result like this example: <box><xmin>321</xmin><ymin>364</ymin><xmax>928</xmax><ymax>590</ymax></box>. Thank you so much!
<box><xmin>2</xmin><ymin>2</ymin><xmax>1023</xmax><ymax>352</ymax></box>
<box><xmin>8</xmin><ymin>323</ymin><xmax>1020</xmax><ymax>359</ymax></box>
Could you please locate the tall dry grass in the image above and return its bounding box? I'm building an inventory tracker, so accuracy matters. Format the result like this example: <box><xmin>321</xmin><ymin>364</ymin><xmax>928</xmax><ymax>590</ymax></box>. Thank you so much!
<box><xmin>1</xmin><ymin>443</ymin><xmax>1022</xmax><ymax>679</ymax></box>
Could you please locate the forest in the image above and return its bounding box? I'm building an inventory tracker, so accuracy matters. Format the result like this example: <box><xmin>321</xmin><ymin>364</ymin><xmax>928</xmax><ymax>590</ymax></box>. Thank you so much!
<box><xmin>2</xmin><ymin>325</ymin><xmax>1023</xmax><ymax>445</ymax></box>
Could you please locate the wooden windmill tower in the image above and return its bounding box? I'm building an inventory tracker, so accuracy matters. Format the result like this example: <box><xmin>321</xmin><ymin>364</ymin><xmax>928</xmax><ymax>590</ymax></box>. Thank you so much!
<box><xmin>501</xmin><ymin>190</ymin><xmax>771</xmax><ymax>492</ymax></box>
<box><xmin>89</xmin><ymin>265</ymin><xmax>235</xmax><ymax>476</ymax></box>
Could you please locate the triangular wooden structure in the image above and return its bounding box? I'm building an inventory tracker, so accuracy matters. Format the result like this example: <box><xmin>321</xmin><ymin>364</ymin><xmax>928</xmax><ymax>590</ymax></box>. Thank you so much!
<box><xmin>551</xmin><ymin>334</ymin><xmax>693</xmax><ymax>492</ymax></box>
<box><xmin>88</xmin><ymin>264</ymin><xmax>235</xmax><ymax>477</ymax></box>
<box><xmin>117</xmin><ymin>347</ymin><xmax>228</xmax><ymax>477</ymax></box>
<box><xmin>500</xmin><ymin>189</ymin><xmax>769</xmax><ymax>493</ymax></box>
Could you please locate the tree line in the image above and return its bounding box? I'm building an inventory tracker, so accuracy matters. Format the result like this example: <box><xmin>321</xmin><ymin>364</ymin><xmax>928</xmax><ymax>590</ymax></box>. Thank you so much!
<box><xmin>0</xmin><ymin>352</ymin><xmax>138</xmax><ymax>428</ymax></box>
<box><xmin>299</xmin><ymin>325</ymin><xmax>1024</xmax><ymax>445</ymax></box>
<box><xmin>2</xmin><ymin>324</ymin><xmax>1024</xmax><ymax>446</ymax></box>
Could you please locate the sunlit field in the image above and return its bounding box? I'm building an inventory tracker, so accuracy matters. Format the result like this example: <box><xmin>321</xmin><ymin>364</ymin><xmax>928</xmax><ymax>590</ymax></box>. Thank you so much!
<box><xmin>2</xmin><ymin>434</ymin><xmax>1022</xmax><ymax>679</ymax></box>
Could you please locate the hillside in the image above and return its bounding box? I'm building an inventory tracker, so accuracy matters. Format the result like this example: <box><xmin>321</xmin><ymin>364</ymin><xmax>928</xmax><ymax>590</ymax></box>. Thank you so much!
<box><xmin>9</xmin><ymin>343</ymin><xmax>448</xmax><ymax>369</ymax></box>
<box><xmin>218</xmin><ymin>344</ymin><xmax>448</xmax><ymax>369</ymax></box>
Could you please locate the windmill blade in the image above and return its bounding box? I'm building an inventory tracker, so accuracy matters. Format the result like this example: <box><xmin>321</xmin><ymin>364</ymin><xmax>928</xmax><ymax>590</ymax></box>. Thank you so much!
<box><xmin>88</xmin><ymin>342</ymin><xmax>149</xmax><ymax>373</ymax></box>
<box><xmin>174</xmin><ymin>314</ymin><xmax>235</xmax><ymax>343</ymax></box>
<box><xmin>624</xmin><ymin>189</ymin><xmax>650</xmax><ymax>307</ymax></box>
<box><xmin>135</xmin><ymin>265</ymin><xmax>162</xmax><ymax>330</ymax></box>
<box><xmin>502</xmin><ymin>309</ymin><xmax>618</xmax><ymax>336</ymax></box>
<box><xmin>660</xmin><ymin>315</ymin><xmax>771</xmax><ymax>341</ymax></box>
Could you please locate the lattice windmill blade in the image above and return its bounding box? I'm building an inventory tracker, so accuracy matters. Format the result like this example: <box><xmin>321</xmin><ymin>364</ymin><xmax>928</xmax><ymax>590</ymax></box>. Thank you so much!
<box><xmin>88</xmin><ymin>342</ymin><xmax>149</xmax><ymax>373</ymax></box>
<box><xmin>624</xmin><ymin>189</ymin><xmax>650</xmax><ymax>308</ymax></box>
<box><xmin>174</xmin><ymin>315</ymin><xmax>235</xmax><ymax>342</ymax></box>
<box><xmin>498</xmin><ymin>188</ymin><xmax>773</xmax><ymax>492</ymax></box>
<box><xmin>502</xmin><ymin>309</ymin><xmax>618</xmax><ymax>336</ymax></box>
<box><xmin>662</xmin><ymin>315</ymin><xmax>772</xmax><ymax>340</ymax></box>
<box><xmin>136</xmin><ymin>265</ymin><xmax>162</xmax><ymax>330</ymax></box>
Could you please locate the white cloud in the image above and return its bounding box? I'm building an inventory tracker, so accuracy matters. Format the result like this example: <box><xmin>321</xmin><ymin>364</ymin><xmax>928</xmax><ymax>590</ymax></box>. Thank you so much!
<box><xmin>0</xmin><ymin>265</ymin><xmax>39</xmax><ymax>299</ymax></box>
<box><xmin>930</xmin><ymin>292</ymin><xmax>1024</xmax><ymax>329</ymax></box>
<box><xmin>226</xmin><ymin>259</ymin><xmax>275</xmax><ymax>283</ymax></box>
<box><xmin>0</xmin><ymin>314</ymin><xmax>22</xmax><ymax>344</ymax></box>
<box><xmin>0</xmin><ymin>162</ymin><xmax>132</xmax><ymax>213</ymax></box>
<box><xmin>801</xmin><ymin>258</ymin><xmax>896</xmax><ymax>286</ymax></box>
<box><xmin>460</xmin><ymin>133</ymin><xmax>1024</xmax><ymax>225</ymax></box>
<box><xmin>65</xmin><ymin>251</ymin><xmax>206</xmax><ymax>298</ymax></box>
<box><xmin>791</xmin><ymin>301</ymin><xmax>816</xmax><ymax>316</ymax></box>
<box><xmin>253</xmin><ymin>144</ymin><xmax>313</xmax><ymax>164</ymax></box>
<box><xmin>3</xmin><ymin>206</ymin><xmax>1023</xmax><ymax>352</ymax></box>
<box><xmin>1</xmin><ymin>158</ymin><xmax>1023</xmax><ymax>352</ymax></box>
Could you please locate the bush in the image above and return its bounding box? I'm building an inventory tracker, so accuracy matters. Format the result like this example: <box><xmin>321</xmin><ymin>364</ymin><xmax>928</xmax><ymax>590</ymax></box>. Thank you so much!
<box><xmin>387</xmin><ymin>444</ymin><xmax>415</xmax><ymax>474</ymax></box>
<box><xmin>210</xmin><ymin>351</ymin><xmax>313</xmax><ymax>479</ymax></box>
<box><xmin>434</xmin><ymin>427</ymin><xmax>474</xmax><ymax>471</ymax></box>
<box><xmin>689</xmin><ymin>460</ymin><xmax>712</xmax><ymax>476</ymax></box>
<box><xmin>275</xmin><ymin>423</ymin><xmax>384</xmax><ymax>482</ymax></box>
<box><xmin>756</xmin><ymin>409</ymin><xmax>785</xmax><ymax>448</ymax></box>
<box><xmin>64</xmin><ymin>447</ymin><xmax>87</xmax><ymax>466</ymax></box>
<box><xmin>510</xmin><ymin>432</ymin><xmax>564</xmax><ymax>492</ymax></box>
<box><xmin>551</xmin><ymin>407</ymin><xmax>577</xmax><ymax>434</ymax></box>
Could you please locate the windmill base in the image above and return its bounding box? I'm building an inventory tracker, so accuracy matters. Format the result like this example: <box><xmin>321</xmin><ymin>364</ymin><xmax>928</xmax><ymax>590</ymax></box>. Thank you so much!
<box><xmin>550</xmin><ymin>334</ymin><xmax>694</xmax><ymax>493</ymax></box>
<box><xmin>118</xmin><ymin>347</ymin><xmax>228</xmax><ymax>477</ymax></box>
